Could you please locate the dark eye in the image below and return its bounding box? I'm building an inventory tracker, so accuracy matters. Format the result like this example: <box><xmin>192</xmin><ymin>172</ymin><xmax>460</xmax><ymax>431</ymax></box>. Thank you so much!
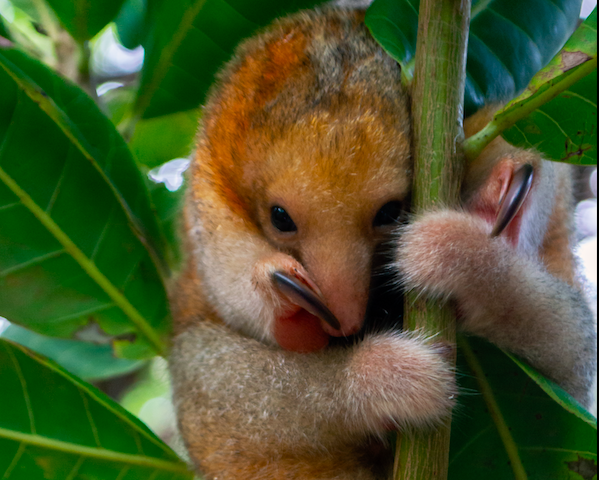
<box><xmin>271</xmin><ymin>206</ymin><xmax>297</xmax><ymax>232</ymax></box>
<box><xmin>373</xmin><ymin>201</ymin><xmax>403</xmax><ymax>227</ymax></box>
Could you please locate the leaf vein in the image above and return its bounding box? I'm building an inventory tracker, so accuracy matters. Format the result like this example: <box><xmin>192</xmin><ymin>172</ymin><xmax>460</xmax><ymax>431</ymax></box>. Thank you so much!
<box><xmin>0</xmin><ymin>165</ymin><xmax>166</xmax><ymax>355</ymax></box>
<box><xmin>6</xmin><ymin>345</ymin><xmax>35</xmax><ymax>434</ymax></box>
<box><xmin>0</xmin><ymin>249</ymin><xmax>66</xmax><ymax>278</ymax></box>
<box><xmin>405</xmin><ymin>0</ymin><xmax>419</xmax><ymax>16</ymax></box>
<box><xmin>65</xmin><ymin>456</ymin><xmax>85</xmax><ymax>480</ymax></box>
<box><xmin>535</xmin><ymin>108</ymin><xmax>570</xmax><ymax>138</ymax></box>
<box><xmin>563</xmin><ymin>89</ymin><xmax>597</xmax><ymax>108</ymax></box>
<box><xmin>133</xmin><ymin>0</ymin><xmax>210</xmax><ymax>118</ymax></box>
<box><xmin>7</xmin><ymin>343</ymin><xmax>177</xmax><ymax>457</ymax></box>
<box><xmin>50</xmin><ymin>303</ymin><xmax>115</xmax><ymax>324</ymax></box>
<box><xmin>520</xmin><ymin>446</ymin><xmax>597</xmax><ymax>455</ymax></box>
<box><xmin>448</xmin><ymin>424</ymin><xmax>495</xmax><ymax>465</ymax></box>
<box><xmin>1</xmin><ymin>442</ymin><xmax>26</xmax><ymax>479</ymax></box>
<box><xmin>91</xmin><ymin>204</ymin><xmax>115</xmax><ymax>261</ymax></box>
<box><xmin>459</xmin><ymin>337</ymin><xmax>529</xmax><ymax>480</ymax></box>
<box><xmin>115</xmin><ymin>466</ymin><xmax>131</xmax><ymax>480</ymax></box>
<box><xmin>0</xmin><ymin>201</ymin><xmax>20</xmax><ymax>212</ymax></box>
<box><xmin>0</xmin><ymin>426</ymin><xmax>191</xmax><ymax>474</ymax></box>
<box><xmin>45</xmin><ymin>149</ymin><xmax>70</xmax><ymax>214</ymax></box>
<box><xmin>79</xmin><ymin>388</ymin><xmax>102</xmax><ymax>448</ymax></box>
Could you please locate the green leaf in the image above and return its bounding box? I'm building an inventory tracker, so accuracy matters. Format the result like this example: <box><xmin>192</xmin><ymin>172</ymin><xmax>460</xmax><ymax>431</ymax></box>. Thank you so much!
<box><xmin>130</xmin><ymin>110</ymin><xmax>199</xmax><ymax>168</ymax></box>
<box><xmin>44</xmin><ymin>0</ymin><xmax>127</xmax><ymax>42</ymax></box>
<box><xmin>133</xmin><ymin>0</ymin><xmax>325</xmax><ymax>120</ymax></box>
<box><xmin>502</xmin><ymin>69</ymin><xmax>597</xmax><ymax>165</ymax></box>
<box><xmin>147</xmin><ymin>179</ymin><xmax>186</xmax><ymax>271</ymax></box>
<box><xmin>1</xmin><ymin>325</ymin><xmax>145</xmax><ymax>381</ymax></box>
<box><xmin>0</xmin><ymin>47</ymin><xmax>171</xmax><ymax>358</ymax></box>
<box><xmin>0</xmin><ymin>16</ymin><xmax>11</xmax><ymax>41</ymax></box>
<box><xmin>366</xmin><ymin>0</ymin><xmax>583</xmax><ymax>116</ymax></box>
<box><xmin>114</xmin><ymin>0</ymin><xmax>148</xmax><ymax>49</ymax></box>
<box><xmin>0</xmin><ymin>339</ymin><xmax>193</xmax><ymax>479</ymax></box>
<box><xmin>500</xmin><ymin>10</ymin><xmax>597</xmax><ymax>165</ymax></box>
<box><xmin>450</xmin><ymin>337</ymin><xmax>597</xmax><ymax>479</ymax></box>
<box><xmin>508</xmin><ymin>352</ymin><xmax>598</xmax><ymax>428</ymax></box>
<box><xmin>8</xmin><ymin>0</ymin><xmax>43</xmax><ymax>23</ymax></box>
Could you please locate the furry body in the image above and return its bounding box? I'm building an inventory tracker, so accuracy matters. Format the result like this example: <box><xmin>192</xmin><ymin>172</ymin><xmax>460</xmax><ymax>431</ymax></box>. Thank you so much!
<box><xmin>169</xmin><ymin>8</ymin><xmax>596</xmax><ymax>479</ymax></box>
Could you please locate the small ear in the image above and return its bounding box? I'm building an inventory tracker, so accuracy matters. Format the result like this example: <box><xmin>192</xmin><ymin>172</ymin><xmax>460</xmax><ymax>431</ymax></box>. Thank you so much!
<box><xmin>465</xmin><ymin>158</ymin><xmax>534</xmax><ymax>247</ymax></box>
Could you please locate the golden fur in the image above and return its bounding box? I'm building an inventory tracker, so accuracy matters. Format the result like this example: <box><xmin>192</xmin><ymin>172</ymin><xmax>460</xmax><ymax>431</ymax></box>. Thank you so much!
<box><xmin>169</xmin><ymin>7</ymin><xmax>596</xmax><ymax>479</ymax></box>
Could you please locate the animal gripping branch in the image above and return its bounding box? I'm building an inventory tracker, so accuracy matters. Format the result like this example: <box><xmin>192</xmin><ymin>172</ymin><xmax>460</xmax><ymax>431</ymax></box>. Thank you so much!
<box><xmin>393</xmin><ymin>0</ymin><xmax>471</xmax><ymax>478</ymax></box>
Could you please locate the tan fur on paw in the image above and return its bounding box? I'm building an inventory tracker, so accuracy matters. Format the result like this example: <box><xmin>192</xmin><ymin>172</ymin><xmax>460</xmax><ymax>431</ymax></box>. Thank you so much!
<box><xmin>395</xmin><ymin>210</ymin><xmax>503</xmax><ymax>297</ymax></box>
<box><xmin>344</xmin><ymin>332</ymin><xmax>457</xmax><ymax>433</ymax></box>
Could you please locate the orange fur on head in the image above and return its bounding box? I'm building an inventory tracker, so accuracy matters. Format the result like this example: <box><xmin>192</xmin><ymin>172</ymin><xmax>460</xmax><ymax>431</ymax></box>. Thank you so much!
<box><xmin>188</xmin><ymin>9</ymin><xmax>413</xmax><ymax>346</ymax></box>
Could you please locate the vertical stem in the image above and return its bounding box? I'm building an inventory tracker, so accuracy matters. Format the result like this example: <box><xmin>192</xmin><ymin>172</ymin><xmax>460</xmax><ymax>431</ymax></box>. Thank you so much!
<box><xmin>393</xmin><ymin>0</ymin><xmax>471</xmax><ymax>479</ymax></box>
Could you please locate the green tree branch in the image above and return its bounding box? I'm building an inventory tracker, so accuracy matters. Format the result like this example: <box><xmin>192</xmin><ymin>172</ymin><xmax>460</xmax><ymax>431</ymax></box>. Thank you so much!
<box><xmin>393</xmin><ymin>0</ymin><xmax>470</xmax><ymax>478</ymax></box>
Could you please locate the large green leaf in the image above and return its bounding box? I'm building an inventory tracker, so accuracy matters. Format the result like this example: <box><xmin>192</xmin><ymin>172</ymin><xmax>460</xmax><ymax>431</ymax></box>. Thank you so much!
<box><xmin>0</xmin><ymin>47</ymin><xmax>171</xmax><ymax>358</ymax></box>
<box><xmin>114</xmin><ymin>0</ymin><xmax>148</xmax><ymax>49</ymax></box>
<box><xmin>1</xmin><ymin>325</ymin><xmax>145</xmax><ymax>381</ymax></box>
<box><xmin>44</xmin><ymin>0</ymin><xmax>127</xmax><ymax>42</ymax></box>
<box><xmin>0</xmin><ymin>339</ymin><xmax>193</xmax><ymax>479</ymax></box>
<box><xmin>133</xmin><ymin>0</ymin><xmax>325</xmax><ymax>120</ymax></box>
<box><xmin>449</xmin><ymin>337</ymin><xmax>597</xmax><ymax>479</ymax></box>
<box><xmin>500</xmin><ymin>9</ymin><xmax>597</xmax><ymax>165</ymax></box>
<box><xmin>366</xmin><ymin>0</ymin><xmax>583</xmax><ymax>116</ymax></box>
<box><xmin>502</xmin><ymin>69</ymin><xmax>597</xmax><ymax>165</ymax></box>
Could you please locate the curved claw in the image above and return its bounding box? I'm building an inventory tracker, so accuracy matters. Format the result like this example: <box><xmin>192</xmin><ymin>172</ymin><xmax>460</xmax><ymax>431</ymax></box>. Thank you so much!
<box><xmin>272</xmin><ymin>271</ymin><xmax>341</xmax><ymax>331</ymax></box>
<box><xmin>490</xmin><ymin>163</ymin><xmax>534</xmax><ymax>238</ymax></box>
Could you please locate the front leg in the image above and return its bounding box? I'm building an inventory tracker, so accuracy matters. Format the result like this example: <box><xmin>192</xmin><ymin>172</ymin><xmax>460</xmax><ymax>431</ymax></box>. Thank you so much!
<box><xmin>396</xmin><ymin>209</ymin><xmax>596</xmax><ymax>407</ymax></box>
<box><xmin>169</xmin><ymin>321</ymin><xmax>456</xmax><ymax>479</ymax></box>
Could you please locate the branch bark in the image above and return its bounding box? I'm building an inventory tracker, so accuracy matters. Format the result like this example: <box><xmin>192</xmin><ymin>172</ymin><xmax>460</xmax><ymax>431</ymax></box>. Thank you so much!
<box><xmin>393</xmin><ymin>0</ymin><xmax>471</xmax><ymax>478</ymax></box>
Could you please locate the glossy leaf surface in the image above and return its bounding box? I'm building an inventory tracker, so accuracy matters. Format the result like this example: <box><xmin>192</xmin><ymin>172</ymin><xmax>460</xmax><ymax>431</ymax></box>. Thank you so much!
<box><xmin>502</xmin><ymin>69</ymin><xmax>597</xmax><ymax>165</ymax></box>
<box><xmin>366</xmin><ymin>0</ymin><xmax>583</xmax><ymax>116</ymax></box>
<box><xmin>1</xmin><ymin>324</ymin><xmax>145</xmax><ymax>381</ymax></box>
<box><xmin>449</xmin><ymin>337</ymin><xmax>597</xmax><ymax>479</ymax></box>
<box><xmin>501</xmin><ymin>9</ymin><xmax>597</xmax><ymax>165</ymax></box>
<box><xmin>44</xmin><ymin>0</ymin><xmax>127</xmax><ymax>42</ymax></box>
<box><xmin>0</xmin><ymin>48</ymin><xmax>170</xmax><ymax>358</ymax></box>
<box><xmin>0</xmin><ymin>339</ymin><xmax>193</xmax><ymax>479</ymax></box>
<box><xmin>114</xmin><ymin>0</ymin><xmax>148</xmax><ymax>49</ymax></box>
<box><xmin>133</xmin><ymin>0</ymin><xmax>324</xmax><ymax>119</ymax></box>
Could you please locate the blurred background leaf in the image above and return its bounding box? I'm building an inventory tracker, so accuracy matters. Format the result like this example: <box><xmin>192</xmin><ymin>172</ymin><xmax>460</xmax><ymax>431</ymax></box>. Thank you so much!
<box><xmin>130</xmin><ymin>110</ymin><xmax>199</xmax><ymax>168</ymax></box>
<box><xmin>146</xmin><ymin>176</ymin><xmax>187</xmax><ymax>270</ymax></box>
<box><xmin>8</xmin><ymin>0</ymin><xmax>42</xmax><ymax>22</ymax></box>
<box><xmin>0</xmin><ymin>14</ymin><xmax>10</xmax><ymax>39</ymax></box>
<box><xmin>114</xmin><ymin>0</ymin><xmax>147</xmax><ymax>49</ymax></box>
<box><xmin>44</xmin><ymin>0</ymin><xmax>127</xmax><ymax>42</ymax></box>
